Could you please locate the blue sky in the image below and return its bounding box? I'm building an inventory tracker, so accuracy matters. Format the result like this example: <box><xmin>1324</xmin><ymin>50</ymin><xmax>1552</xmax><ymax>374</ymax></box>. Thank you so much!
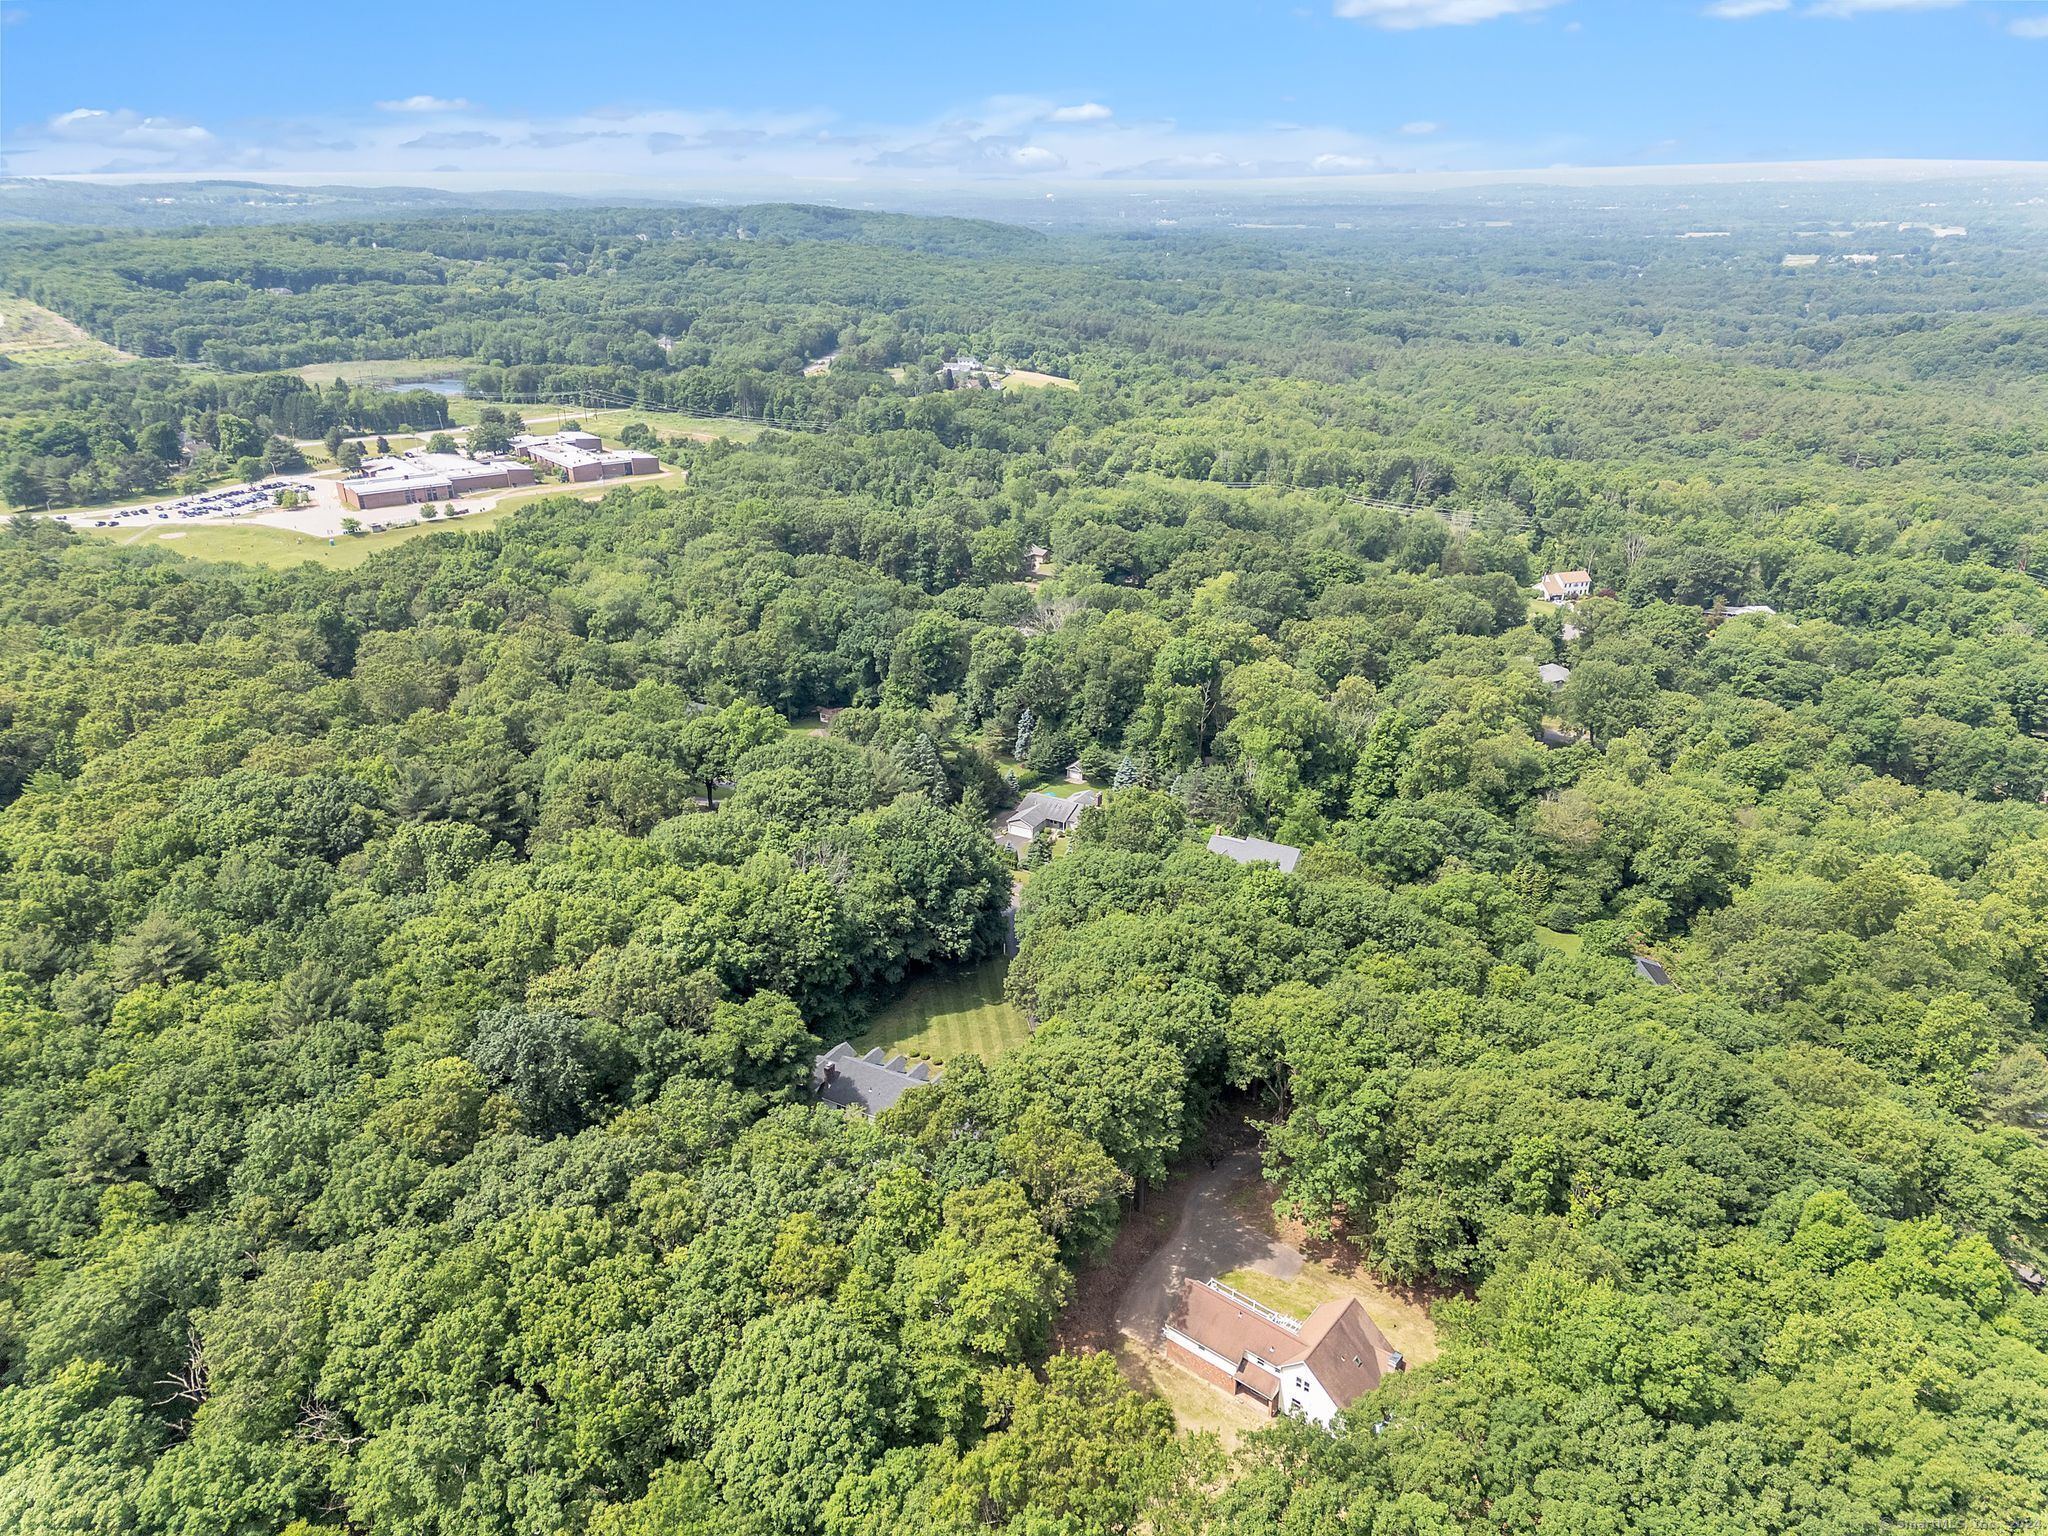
<box><xmin>2</xmin><ymin>0</ymin><xmax>2044</xmax><ymax>189</ymax></box>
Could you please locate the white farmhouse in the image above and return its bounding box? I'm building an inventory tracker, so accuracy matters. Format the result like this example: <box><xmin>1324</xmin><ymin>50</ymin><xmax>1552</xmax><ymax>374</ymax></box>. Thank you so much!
<box><xmin>1537</xmin><ymin>569</ymin><xmax>1592</xmax><ymax>603</ymax></box>
<box><xmin>1162</xmin><ymin>1278</ymin><xmax>1402</xmax><ymax>1430</ymax></box>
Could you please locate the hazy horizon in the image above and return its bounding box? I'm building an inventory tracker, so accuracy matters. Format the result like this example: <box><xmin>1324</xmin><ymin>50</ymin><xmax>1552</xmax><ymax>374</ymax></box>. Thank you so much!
<box><xmin>6</xmin><ymin>1</ymin><xmax>2046</xmax><ymax>194</ymax></box>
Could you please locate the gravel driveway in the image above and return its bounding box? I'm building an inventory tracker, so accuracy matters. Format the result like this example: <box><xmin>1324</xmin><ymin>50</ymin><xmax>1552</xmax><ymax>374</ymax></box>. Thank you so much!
<box><xmin>1116</xmin><ymin>1150</ymin><xmax>1303</xmax><ymax>1344</ymax></box>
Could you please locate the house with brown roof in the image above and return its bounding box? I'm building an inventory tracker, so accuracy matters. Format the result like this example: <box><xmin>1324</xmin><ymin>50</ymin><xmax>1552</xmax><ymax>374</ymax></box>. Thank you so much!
<box><xmin>1162</xmin><ymin>1278</ymin><xmax>1401</xmax><ymax>1429</ymax></box>
<box><xmin>1537</xmin><ymin>569</ymin><xmax>1593</xmax><ymax>604</ymax></box>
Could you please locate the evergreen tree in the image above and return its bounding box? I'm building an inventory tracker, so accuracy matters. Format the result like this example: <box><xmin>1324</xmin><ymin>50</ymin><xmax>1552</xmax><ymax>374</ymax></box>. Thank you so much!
<box><xmin>893</xmin><ymin>732</ymin><xmax>951</xmax><ymax>805</ymax></box>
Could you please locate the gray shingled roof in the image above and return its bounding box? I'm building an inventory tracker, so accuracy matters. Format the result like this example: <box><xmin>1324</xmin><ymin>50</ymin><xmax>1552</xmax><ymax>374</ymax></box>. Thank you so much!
<box><xmin>1207</xmin><ymin>833</ymin><xmax>1301</xmax><ymax>874</ymax></box>
<box><xmin>1006</xmin><ymin>791</ymin><xmax>1098</xmax><ymax>835</ymax></box>
<box><xmin>812</xmin><ymin>1042</ymin><xmax>933</xmax><ymax>1113</ymax></box>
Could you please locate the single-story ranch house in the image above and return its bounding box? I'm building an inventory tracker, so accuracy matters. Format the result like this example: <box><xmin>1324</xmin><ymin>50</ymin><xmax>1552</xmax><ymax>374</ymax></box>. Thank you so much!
<box><xmin>997</xmin><ymin>790</ymin><xmax>1100</xmax><ymax>855</ymax></box>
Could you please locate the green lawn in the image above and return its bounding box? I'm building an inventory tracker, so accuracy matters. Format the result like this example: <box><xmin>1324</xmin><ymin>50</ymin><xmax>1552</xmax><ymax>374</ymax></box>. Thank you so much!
<box><xmin>1217</xmin><ymin>1263</ymin><xmax>1440</xmax><ymax>1368</ymax></box>
<box><xmin>443</xmin><ymin>401</ymin><xmax>766</xmax><ymax>443</ymax></box>
<box><xmin>288</xmin><ymin>357</ymin><xmax>472</xmax><ymax>386</ymax></box>
<box><xmin>77</xmin><ymin>469</ymin><xmax>684</xmax><ymax>570</ymax></box>
<box><xmin>1532</xmin><ymin>925</ymin><xmax>1584</xmax><ymax>957</ymax></box>
<box><xmin>83</xmin><ymin>502</ymin><xmax>525</xmax><ymax>569</ymax></box>
<box><xmin>994</xmin><ymin>753</ymin><xmax>1107</xmax><ymax>798</ymax></box>
<box><xmin>852</xmin><ymin>953</ymin><xmax>1031</xmax><ymax>1066</ymax></box>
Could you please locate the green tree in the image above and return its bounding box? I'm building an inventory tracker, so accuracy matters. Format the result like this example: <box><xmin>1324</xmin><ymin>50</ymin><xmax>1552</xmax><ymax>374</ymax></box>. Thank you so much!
<box><xmin>466</xmin><ymin>1008</ymin><xmax>599</xmax><ymax>1134</ymax></box>
<box><xmin>706</xmin><ymin>1301</ymin><xmax>908</xmax><ymax>1533</ymax></box>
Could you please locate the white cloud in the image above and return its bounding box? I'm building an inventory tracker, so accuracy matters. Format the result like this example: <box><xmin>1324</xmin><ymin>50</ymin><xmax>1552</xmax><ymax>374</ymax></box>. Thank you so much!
<box><xmin>0</xmin><ymin>97</ymin><xmax>1558</xmax><ymax>188</ymax></box>
<box><xmin>1702</xmin><ymin>0</ymin><xmax>1788</xmax><ymax>17</ymax></box>
<box><xmin>866</xmin><ymin>123</ymin><xmax>1073</xmax><ymax>174</ymax></box>
<box><xmin>1334</xmin><ymin>0</ymin><xmax>1566</xmax><ymax>27</ymax></box>
<box><xmin>1805</xmin><ymin>0</ymin><xmax>1963</xmax><ymax>14</ymax></box>
<box><xmin>2014</xmin><ymin>15</ymin><xmax>2048</xmax><ymax>38</ymax></box>
<box><xmin>1046</xmin><ymin>102</ymin><xmax>1112</xmax><ymax>123</ymax></box>
<box><xmin>376</xmin><ymin>95</ymin><xmax>473</xmax><ymax>113</ymax></box>
<box><xmin>45</xmin><ymin>107</ymin><xmax>217</xmax><ymax>153</ymax></box>
<box><xmin>1400</xmin><ymin>120</ymin><xmax>1441</xmax><ymax>135</ymax></box>
<box><xmin>400</xmin><ymin>130</ymin><xmax>501</xmax><ymax>151</ymax></box>
<box><xmin>4</xmin><ymin>106</ymin><xmax>274</xmax><ymax>175</ymax></box>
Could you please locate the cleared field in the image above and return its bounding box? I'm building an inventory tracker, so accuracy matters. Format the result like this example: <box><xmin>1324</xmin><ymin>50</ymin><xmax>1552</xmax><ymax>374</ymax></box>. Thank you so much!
<box><xmin>445</xmin><ymin>401</ymin><xmax>767</xmax><ymax>443</ymax></box>
<box><xmin>997</xmin><ymin>758</ymin><xmax>1107</xmax><ymax>798</ymax></box>
<box><xmin>288</xmin><ymin>357</ymin><xmax>470</xmax><ymax>386</ymax></box>
<box><xmin>76</xmin><ymin>470</ymin><xmax>682</xmax><ymax>569</ymax></box>
<box><xmin>999</xmin><ymin>370</ymin><xmax>1077</xmax><ymax>390</ymax></box>
<box><xmin>1532</xmin><ymin>925</ymin><xmax>1584</xmax><ymax>957</ymax></box>
<box><xmin>83</xmin><ymin>500</ymin><xmax>527</xmax><ymax>569</ymax></box>
<box><xmin>853</xmin><ymin>953</ymin><xmax>1031</xmax><ymax>1065</ymax></box>
<box><xmin>0</xmin><ymin>300</ymin><xmax>126</xmax><ymax>366</ymax></box>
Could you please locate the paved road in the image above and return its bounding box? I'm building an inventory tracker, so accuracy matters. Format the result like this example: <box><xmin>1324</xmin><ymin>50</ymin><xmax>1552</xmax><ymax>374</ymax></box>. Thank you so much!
<box><xmin>1117</xmin><ymin>1150</ymin><xmax>1303</xmax><ymax>1344</ymax></box>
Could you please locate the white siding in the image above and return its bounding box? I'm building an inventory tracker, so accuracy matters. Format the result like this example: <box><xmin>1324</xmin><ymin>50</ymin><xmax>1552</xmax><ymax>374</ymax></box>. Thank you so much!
<box><xmin>1276</xmin><ymin>1363</ymin><xmax>1343</xmax><ymax>1429</ymax></box>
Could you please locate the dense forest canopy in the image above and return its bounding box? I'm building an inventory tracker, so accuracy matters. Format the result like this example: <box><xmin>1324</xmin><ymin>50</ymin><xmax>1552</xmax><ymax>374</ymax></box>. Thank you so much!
<box><xmin>0</xmin><ymin>187</ymin><xmax>2043</xmax><ymax>1535</ymax></box>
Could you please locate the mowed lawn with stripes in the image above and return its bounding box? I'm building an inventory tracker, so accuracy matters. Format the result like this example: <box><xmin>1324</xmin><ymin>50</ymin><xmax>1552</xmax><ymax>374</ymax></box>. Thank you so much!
<box><xmin>852</xmin><ymin>953</ymin><xmax>1032</xmax><ymax>1067</ymax></box>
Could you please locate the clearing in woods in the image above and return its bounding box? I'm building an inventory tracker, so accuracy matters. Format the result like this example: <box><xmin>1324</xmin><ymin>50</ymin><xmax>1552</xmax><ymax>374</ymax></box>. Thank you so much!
<box><xmin>1076</xmin><ymin>1149</ymin><xmax>1442</xmax><ymax>1448</ymax></box>
<box><xmin>852</xmin><ymin>952</ymin><xmax>1031</xmax><ymax>1065</ymax></box>
<box><xmin>288</xmin><ymin>357</ymin><xmax>473</xmax><ymax>386</ymax></box>
<box><xmin>998</xmin><ymin>370</ymin><xmax>1077</xmax><ymax>390</ymax></box>
<box><xmin>0</xmin><ymin>300</ymin><xmax>127</xmax><ymax>366</ymax></box>
<box><xmin>443</xmin><ymin>400</ymin><xmax>768</xmax><ymax>443</ymax></box>
<box><xmin>82</xmin><ymin>500</ymin><xmax>530</xmax><ymax>569</ymax></box>
<box><xmin>75</xmin><ymin>469</ymin><xmax>683</xmax><ymax>569</ymax></box>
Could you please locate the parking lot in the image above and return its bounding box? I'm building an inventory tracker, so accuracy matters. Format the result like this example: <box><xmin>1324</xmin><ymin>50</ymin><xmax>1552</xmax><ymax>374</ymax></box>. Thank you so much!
<box><xmin>44</xmin><ymin>472</ymin><xmax>486</xmax><ymax>541</ymax></box>
<box><xmin>59</xmin><ymin>480</ymin><xmax>305</xmax><ymax>531</ymax></box>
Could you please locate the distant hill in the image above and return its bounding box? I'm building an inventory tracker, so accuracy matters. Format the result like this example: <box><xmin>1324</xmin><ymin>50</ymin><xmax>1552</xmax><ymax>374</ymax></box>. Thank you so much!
<box><xmin>0</xmin><ymin>178</ymin><xmax>629</xmax><ymax>228</ymax></box>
